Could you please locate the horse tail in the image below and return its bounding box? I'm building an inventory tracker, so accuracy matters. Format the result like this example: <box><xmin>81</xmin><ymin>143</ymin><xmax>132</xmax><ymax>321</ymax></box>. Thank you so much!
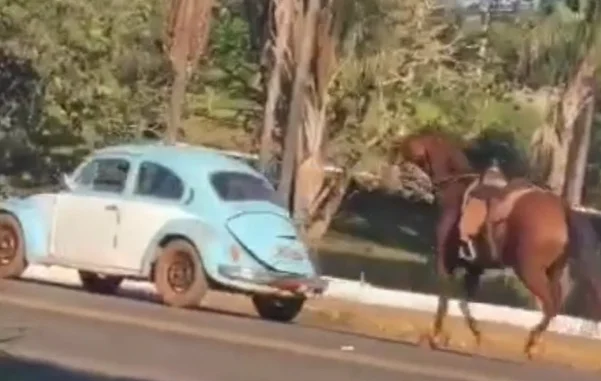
<box><xmin>565</xmin><ymin>206</ymin><xmax>601</xmax><ymax>319</ymax></box>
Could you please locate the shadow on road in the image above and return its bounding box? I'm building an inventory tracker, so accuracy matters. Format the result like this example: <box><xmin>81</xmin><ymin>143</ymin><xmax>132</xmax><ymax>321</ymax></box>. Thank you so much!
<box><xmin>0</xmin><ymin>355</ymin><xmax>150</xmax><ymax>381</ymax></box>
<box><xmin>16</xmin><ymin>278</ymin><xmax>260</xmax><ymax>322</ymax></box>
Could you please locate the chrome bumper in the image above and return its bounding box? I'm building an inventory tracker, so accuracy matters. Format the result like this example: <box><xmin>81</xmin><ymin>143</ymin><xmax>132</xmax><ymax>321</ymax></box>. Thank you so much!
<box><xmin>218</xmin><ymin>265</ymin><xmax>328</xmax><ymax>296</ymax></box>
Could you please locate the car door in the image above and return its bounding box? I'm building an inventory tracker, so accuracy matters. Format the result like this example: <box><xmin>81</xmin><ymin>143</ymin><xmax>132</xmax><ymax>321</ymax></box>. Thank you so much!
<box><xmin>113</xmin><ymin>161</ymin><xmax>191</xmax><ymax>271</ymax></box>
<box><xmin>51</xmin><ymin>157</ymin><xmax>132</xmax><ymax>269</ymax></box>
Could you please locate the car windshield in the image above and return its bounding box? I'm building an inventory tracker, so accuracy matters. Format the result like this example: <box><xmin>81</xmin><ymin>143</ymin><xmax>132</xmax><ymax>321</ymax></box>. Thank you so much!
<box><xmin>210</xmin><ymin>171</ymin><xmax>279</xmax><ymax>204</ymax></box>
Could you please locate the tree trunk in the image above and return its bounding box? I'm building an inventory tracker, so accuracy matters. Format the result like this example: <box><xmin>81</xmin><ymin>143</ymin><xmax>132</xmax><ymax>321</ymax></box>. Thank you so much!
<box><xmin>166</xmin><ymin>68</ymin><xmax>188</xmax><ymax>145</ymax></box>
<box><xmin>277</xmin><ymin>0</ymin><xmax>320</xmax><ymax>212</ymax></box>
<box><xmin>563</xmin><ymin>95</ymin><xmax>595</xmax><ymax>206</ymax></box>
<box><xmin>164</xmin><ymin>0</ymin><xmax>214</xmax><ymax>145</ymax></box>
<box><xmin>546</xmin><ymin>57</ymin><xmax>596</xmax><ymax>194</ymax></box>
<box><xmin>242</xmin><ymin>0</ymin><xmax>270</xmax><ymax>54</ymax></box>
<box><xmin>259</xmin><ymin>0</ymin><xmax>294</xmax><ymax>173</ymax></box>
<box><xmin>304</xmin><ymin>175</ymin><xmax>352</xmax><ymax>242</ymax></box>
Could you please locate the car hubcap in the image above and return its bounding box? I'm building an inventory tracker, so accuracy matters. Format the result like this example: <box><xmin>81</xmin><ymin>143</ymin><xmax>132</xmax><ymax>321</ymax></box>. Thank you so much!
<box><xmin>0</xmin><ymin>224</ymin><xmax>17</xmax><ymax>266</ymax></box>
<box><xmin>167</xmin><ymin>252</ymin><xmax>195</xmax><ymax>293</ymax></box>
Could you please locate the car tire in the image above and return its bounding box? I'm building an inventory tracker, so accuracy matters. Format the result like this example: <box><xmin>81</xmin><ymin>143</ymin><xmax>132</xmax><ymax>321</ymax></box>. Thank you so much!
<box><xmin>154</xmin><ymin>239</ymin><xmax>208</xmax><ymax>309</ymax></box>
<box><xmin>78</xmin><ymin>271</ymin><xmax>123</xmax><ymax>295</ymax></box>
<box><xmin>0</xmin><ymin>213</ymin><xmax>27</xmax><ymax>279</ymax></box>
<box><xmin>251</xmin><ymin>295</ymin><xmax>305</xmax><ymax>323</ymax></box>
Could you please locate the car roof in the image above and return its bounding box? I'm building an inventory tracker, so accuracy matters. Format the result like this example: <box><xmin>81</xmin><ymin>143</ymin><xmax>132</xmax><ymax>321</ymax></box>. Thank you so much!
<box><xmin>93</xmin><ymin>142</ymin><xmax>262</xmax><ymax>182</ymax></box>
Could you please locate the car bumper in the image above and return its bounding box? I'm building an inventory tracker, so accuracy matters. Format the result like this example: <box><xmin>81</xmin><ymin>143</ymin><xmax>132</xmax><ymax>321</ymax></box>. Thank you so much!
<box><xmin>218</xmin><ymin>265</ymin><xmax>328</xmax><ymax>296</ymax></box>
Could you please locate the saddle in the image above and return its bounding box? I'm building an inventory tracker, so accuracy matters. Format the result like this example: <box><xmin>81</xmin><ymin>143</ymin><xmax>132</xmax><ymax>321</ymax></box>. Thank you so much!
<box><xmin>458</xmin><ymin>163</ymin><xmax>536</xmax><ymax>264</ymax></box>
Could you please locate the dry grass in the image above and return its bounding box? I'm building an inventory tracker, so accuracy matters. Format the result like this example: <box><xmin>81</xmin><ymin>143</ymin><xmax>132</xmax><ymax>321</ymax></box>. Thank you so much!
<box><xmin>183</xmin><ymin>117</ymin><xmax>255</xmax><ymax>152</ymax></box>
<box><xmin>201</xmin><ymin>291</ymin><xmax>601</xmax><ymax>373</ymax></box>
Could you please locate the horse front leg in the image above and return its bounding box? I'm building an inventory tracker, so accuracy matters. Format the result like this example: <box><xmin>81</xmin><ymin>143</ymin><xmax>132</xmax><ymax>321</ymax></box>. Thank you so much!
<box><xmin>426</xmin><ymin>277</ymin><xmax>452</xmax><ymax>348</ymax></box>
<box><xmin>422</xmin><ymin>209</ymin><xmax>458</xmax><ymax>349</ymax></box>
<box><xmin>459</xmin><ymin>266</ymin><xmax>483</xmax><ymax>347</ymax></box>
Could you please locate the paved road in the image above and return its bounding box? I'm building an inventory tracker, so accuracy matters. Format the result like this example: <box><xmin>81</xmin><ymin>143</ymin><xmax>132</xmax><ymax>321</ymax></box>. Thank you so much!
<box><xmin>0</xmin><ymin>280</ymin><xmax>598</xmax><ymax>381</ymax></box>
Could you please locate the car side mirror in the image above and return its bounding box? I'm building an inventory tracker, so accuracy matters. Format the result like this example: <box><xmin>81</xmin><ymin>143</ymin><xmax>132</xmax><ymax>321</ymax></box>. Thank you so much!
<box><xmin>60</xmin><ymin>173</ymin><xmax>75</xmax><ymax>191</ymax></box>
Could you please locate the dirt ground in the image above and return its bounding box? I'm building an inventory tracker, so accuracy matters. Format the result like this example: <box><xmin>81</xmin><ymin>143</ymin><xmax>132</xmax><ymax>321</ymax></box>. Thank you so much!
<box><xmin>200</xmin><ymin>291</ymin><xmax>601</xmax><ymax>373</ymax></box>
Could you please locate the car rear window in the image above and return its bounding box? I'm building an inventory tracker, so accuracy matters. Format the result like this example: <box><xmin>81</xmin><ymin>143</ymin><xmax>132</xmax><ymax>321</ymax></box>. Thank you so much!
<box><xmin>210</xmin><ymin>171</ymin><xmax>278</xmax><ymax>204</ymax></box>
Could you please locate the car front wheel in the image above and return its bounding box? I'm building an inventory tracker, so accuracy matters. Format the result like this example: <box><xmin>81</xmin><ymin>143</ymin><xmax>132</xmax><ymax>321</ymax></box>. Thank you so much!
<box><xmin>78</xmin><ymin>271</ymin><xmax>123</xmax><ymax>295</ymax></box>
<box><xmin>251</xmin><ymin>295</ymin><xmax>305</xmax><ymax>323</ymax></box>
<box><xmin>154</xmin><ymin>239</ymin><xmax>208</xmax><ymax>308</ymax></box>
<box><xmin>0</xmin><ymin>213</ymin><xmax>27</xmax><ymax>279</ymax></box>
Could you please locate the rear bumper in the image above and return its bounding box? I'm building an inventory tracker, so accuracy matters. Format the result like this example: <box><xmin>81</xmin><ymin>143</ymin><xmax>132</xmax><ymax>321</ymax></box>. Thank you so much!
<box><xmin>218</xmin><ymin>265</ymin><xmax>328</xmax><ymax>296</ymax></box>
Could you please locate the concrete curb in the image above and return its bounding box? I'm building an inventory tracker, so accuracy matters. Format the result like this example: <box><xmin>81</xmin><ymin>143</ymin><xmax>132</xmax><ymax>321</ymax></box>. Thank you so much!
<box><xmin>20</xmin><ymin>265</ymin><xmax>601</xmax><ymax>341</ymax></box>
<box><xmin>322</xmin><ymin>277</ymin><xmax>601</xmax><ymax>340</ymax></box>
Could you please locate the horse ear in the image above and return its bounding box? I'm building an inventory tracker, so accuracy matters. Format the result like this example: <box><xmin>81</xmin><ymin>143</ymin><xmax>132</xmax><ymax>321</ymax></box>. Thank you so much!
<box><xmin>470</xmin><ymin>185</ymin><xmax>504</xmax><ymax>200</ymax></box>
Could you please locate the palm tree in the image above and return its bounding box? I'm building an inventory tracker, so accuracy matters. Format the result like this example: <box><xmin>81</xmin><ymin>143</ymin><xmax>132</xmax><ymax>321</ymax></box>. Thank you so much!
<box><xmin>164</xmin><ymin>0</ymin><xmax>215</xmax><ymax>144</ymax></box>
<box><xmin>526</xmin><ymin>0</ymin><xmax>601</xmax><ymax>205</ymax></box>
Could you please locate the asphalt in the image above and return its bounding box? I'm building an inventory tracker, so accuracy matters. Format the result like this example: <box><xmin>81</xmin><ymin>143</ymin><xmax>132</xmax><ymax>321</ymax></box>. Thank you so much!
<box><xmin>0</xmin><ymin>280</ymin><xmax>598</xmax><ymax>381</ymax></box>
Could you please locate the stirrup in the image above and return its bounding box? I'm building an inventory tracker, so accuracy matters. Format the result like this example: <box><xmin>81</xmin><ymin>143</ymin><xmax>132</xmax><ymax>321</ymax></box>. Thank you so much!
<box><xmin>459</xmin><ymin>240</ymin><xmax>477</xmax><ymax>262</ymax></box>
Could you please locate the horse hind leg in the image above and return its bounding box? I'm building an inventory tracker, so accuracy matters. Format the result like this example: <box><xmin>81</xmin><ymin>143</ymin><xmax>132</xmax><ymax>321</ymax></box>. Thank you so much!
<box><xmin>516</xmin><ymin>257</ymin><xmax>564</xmax><ymax>358</ymax></box>
<box><xmin>421</xmin><ymin>210</ymin><xmax>459</xmax><ymax>349</ymax></box>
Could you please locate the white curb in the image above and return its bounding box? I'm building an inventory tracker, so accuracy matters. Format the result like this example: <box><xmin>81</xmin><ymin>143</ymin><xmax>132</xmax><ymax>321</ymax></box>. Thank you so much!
<box><xmin>19</xmin><ymin>265</ymin><xmax>601</xmax><ymax>341</ymax></box>
<box><xmin>321</xmin><ymin>277</ymin><xmax>601</xmax><ymax>340</ymax></box>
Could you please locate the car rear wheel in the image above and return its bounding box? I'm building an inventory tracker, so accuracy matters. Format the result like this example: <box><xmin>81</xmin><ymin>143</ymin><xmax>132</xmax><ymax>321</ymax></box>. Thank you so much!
<box><xmin>0</xmin><ymin>213</ymin><xmax>27</xmax><ymax>279</ymax></box>
<box><xmin>154</xmin><ymin>239</ymin><xmax>208</xmax><ymax>308</ymax></box>
<box><xmin>78</xmin><ymin>271</ymin><xmax>123</xmax><ymax>295</ymax></box>
<box><xmin>251</xmin><ymin>295</ymin><xmax>305</xmax><ymax>323</ymax></box>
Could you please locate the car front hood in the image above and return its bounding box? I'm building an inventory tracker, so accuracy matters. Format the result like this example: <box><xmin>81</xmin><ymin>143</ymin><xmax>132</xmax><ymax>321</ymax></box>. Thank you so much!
<box><xmin>225</xmin><ymin>205</ymin><xmax>315</xmax><ymax>275</ymax></box>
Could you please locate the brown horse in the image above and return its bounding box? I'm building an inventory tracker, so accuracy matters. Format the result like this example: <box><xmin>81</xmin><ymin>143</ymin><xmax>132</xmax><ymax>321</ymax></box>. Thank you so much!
<box><xmin>387</xmin><ymin>131</ymin><xmax>601</xmax><ymax>357</ymax></box>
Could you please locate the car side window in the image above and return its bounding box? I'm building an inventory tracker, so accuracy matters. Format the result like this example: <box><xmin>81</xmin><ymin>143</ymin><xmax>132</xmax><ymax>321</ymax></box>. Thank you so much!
<box><xmin>89</xmin><ymin>158</ymin><xmax>131</xmax><ymax>194</ymax></box>
<box><xmin>134</xmin><ymin>162</ymin><xmax>184</xmax><ymax>201</ymax></box>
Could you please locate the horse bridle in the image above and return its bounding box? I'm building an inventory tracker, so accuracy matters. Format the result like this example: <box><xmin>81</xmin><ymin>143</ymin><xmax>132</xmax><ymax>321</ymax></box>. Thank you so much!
<box><xmin>432</xmin><ymin>173</ymin><xmax>480</xmax><ymax>189</ymax></box>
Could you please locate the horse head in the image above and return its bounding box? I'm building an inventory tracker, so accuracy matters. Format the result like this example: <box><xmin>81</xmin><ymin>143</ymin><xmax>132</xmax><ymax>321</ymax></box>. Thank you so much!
<box><xmin>387</xmin><ymin>132</ymin><xmax>472</xmax><ymax>185</ymax></box>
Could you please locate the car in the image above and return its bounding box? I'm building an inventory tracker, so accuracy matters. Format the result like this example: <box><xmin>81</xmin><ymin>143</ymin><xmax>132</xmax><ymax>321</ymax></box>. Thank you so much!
<box><xmin>0</xmin><ymin>142</ymin><xmax>328</xmax><ymax>322</ymax></box>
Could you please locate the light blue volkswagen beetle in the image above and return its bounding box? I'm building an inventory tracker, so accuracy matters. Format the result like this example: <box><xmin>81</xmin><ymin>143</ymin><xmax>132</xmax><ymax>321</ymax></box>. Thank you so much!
<box><xmin>0</xmin><ymin>143</ymin><xmax>327</xmax><ymax>322</ymax></box>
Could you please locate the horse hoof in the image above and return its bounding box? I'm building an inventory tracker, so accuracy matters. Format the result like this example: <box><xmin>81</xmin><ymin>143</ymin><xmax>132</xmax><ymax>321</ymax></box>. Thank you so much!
<box><xmin>418</xmin><ymin>332</ymin><xmax>432</xmax><ymax>348</ymax></box>
<box><xmin>524</xmin><ymin>340</ymin><xmax>544</xmax><ymax>360</ymax></box>
<box><xmin>436</xmin><ymin>332</ymin><xmax>450</xmax><ymax>347</ymax></box>
<box><xmin>472</xmin><ymin>332</ymin><xmax>483</xmax><ymax>349</ymax></box>
<box><xmin>418</xmin><ymin>331</ymin><xmax>450</xmax><ymax>349</ymax></box>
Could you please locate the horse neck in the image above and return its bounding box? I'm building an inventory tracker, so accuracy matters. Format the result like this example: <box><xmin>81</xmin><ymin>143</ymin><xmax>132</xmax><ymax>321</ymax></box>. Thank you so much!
<box><xmin>430</xmin><ymin>159</ymin><xmax>474</xmax><ymax>185</ymax></box>
<box><xmin>429</xmin><ymin>148</ymin><xmax>473</xmax><ymax>183</ymax></box>
<box><xmin>435</xmin><ymin>181</ymin><xmax>472</xmax><ymax>211</ymax></box>
<box><xmin>426</xmin><ymin>144</ymin><xmax>474</xmax><ymax>208</ymax></box>
<box><xmin>432</xmin><ymin>166</ymin><xmax>474</xmax><ymax>210</ymax></box>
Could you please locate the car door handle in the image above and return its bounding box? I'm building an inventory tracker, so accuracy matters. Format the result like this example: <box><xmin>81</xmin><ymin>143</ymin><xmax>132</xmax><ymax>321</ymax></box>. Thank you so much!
<box><xmin>105</xmin><ymin>205</ymin><xmax>118</xmax><ymax>211</ymax></box>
